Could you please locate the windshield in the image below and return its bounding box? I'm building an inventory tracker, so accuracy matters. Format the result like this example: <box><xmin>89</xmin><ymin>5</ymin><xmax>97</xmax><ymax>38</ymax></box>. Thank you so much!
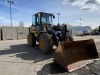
<box><xmin>41</xmin><ymin>14</ymin><xmax>53</xmax><ymax>25</ymax></box>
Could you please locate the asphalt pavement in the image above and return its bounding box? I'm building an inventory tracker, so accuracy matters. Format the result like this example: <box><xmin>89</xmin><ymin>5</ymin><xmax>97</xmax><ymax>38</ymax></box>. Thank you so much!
<box><xmin>0</xmin><ymin>36</ymin><xmax>100</xmax><ymax>75</ymax></box>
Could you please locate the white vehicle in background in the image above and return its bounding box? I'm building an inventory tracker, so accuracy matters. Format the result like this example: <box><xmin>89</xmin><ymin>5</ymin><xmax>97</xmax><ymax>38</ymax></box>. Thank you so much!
<box><xmin>68</xmin><ymin>26</ymin><xmax>91</xmax><ymax>36</ymax></box>
<box><xmin>75</xmin><ymin>31</ymin><xmax>83</xmax><ymax>36</ymax></box>
<box><xmin>83</xmin><ymin>27</ymin><xmax>91</xmax><ymax>35</ymax></box>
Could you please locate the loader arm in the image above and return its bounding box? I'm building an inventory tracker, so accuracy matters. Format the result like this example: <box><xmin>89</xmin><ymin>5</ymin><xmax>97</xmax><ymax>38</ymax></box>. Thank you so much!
<box><xmin>46</xmin><ymin>26</ymin><xmax>58</xmax><ymax>46</ymax></box>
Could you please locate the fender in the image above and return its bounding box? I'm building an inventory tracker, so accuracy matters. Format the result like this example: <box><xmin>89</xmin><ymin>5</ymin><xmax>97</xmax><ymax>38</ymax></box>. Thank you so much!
<box><xmin>37</xmin><ymin>32</ymin><xmax>47</xmax><ymax>42</ymax></box>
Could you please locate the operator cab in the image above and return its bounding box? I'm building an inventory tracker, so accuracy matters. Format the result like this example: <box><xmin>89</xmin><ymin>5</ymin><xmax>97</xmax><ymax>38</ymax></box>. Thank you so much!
<box><xmin>32</xmin><ymin>12</ymin><xmax>55</xmax><ymax>31</ymax></box>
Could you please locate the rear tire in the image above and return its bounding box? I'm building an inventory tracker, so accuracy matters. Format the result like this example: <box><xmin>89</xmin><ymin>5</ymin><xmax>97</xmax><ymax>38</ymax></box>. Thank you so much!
<box><xmin>27</xmin><ymin>33</ymin><xmax>36</xmax><ymax>47</ymax></box>
<box><xmin>39</xmin><ymin>33</ymin><xmax>53</xmax><ymax>54</ymax></box>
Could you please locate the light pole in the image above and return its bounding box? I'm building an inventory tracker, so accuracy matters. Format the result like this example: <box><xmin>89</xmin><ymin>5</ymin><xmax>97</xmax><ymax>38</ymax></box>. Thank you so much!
<box><xmin>7</xmin><ymin>1</ymin><xmax>14</xmax><ymax>27</ymax></box>
<box><xmin>80</xmin><ymin>18</ymin><xmax>82</xmax><ymax>26</ymax></box>
<box><xmin>57</xmin><ymin>13</ymin><xmax>60</xmax><ymax>25</ymax></box>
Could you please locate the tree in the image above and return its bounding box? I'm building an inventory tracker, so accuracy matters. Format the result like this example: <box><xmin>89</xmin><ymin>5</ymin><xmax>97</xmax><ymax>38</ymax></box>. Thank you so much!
<box><xmin>19</xmin><ymin>21</ymin><xmax>24</xmax><ymax>27</ymax></box>
<box><xmin>67</xmin><ymin>24</ymin><xmax>73</xmax><ymax>28</ymax></box>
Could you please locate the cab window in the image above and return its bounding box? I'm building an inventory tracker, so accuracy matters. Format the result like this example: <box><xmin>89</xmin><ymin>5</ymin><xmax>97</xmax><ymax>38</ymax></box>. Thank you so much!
<box><xmin>32</xmin><ymin>15</ymin><xmax>35</xmax><ymax>25</ymax></box>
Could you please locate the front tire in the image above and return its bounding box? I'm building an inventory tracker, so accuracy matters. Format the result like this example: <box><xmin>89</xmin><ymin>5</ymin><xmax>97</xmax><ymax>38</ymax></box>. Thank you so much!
<box><xmin>39</xmin><ymin>33</ymin><xmax>53</xmax><ymax>54</ymax></box>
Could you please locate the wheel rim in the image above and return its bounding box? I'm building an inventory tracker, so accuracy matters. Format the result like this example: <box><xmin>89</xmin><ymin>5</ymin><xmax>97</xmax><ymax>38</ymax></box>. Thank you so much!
<box><xmin>40</xmin><ymin>39</ymin><xmax>45</xmax><ymax>49</ymax></box>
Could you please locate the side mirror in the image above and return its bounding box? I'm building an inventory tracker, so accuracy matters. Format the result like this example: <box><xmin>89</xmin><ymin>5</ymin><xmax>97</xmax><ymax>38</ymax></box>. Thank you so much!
<box><xmin>53</xmin><ymin>15</ymin><xmax>55</xmax><ymax>18</ymax></box>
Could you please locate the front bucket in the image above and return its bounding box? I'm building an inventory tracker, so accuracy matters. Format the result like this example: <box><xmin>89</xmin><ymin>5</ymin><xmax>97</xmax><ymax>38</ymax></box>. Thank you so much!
<box><xmin>54</xmin><ymin>39</ymin><xmax>98</xmax><ymax>72</ymax></box>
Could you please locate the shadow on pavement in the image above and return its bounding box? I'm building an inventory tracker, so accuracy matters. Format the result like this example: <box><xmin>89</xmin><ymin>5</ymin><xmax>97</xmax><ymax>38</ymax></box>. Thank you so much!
<box><xmin>0</xmin><ymin>44</ymin><xmax>53</xmax><ymax>63</ymax></box>
<box><xmin>37</xmin><ymin>58</ymin><xmax>100</xmax><ymax>75</ymax></box>
<box><xmin>37</xmin><ymin>62</ymin><xmax>68</xmax><ymax>75</ymax></box>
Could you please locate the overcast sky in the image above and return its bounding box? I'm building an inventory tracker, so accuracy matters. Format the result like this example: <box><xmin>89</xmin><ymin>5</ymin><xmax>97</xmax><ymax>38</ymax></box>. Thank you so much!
<box><xmin>0</xmin><ymin>0</ymin><xmax>100</xmax><ymax>28</ymax></box>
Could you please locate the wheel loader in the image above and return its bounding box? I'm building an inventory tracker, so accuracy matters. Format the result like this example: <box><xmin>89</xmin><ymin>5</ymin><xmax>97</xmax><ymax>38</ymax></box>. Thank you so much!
<box><xmin>27</xmin><ymin>12</ymin><xmax>98</xmax><ymax>72</ymax></box>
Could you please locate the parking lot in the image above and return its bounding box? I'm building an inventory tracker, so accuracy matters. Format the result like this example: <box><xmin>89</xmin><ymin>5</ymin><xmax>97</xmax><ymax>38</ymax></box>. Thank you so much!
<box><xmin>0</xmin><ymin>36</ymin><xmax>100</xmax><ymax>75</ymax></box>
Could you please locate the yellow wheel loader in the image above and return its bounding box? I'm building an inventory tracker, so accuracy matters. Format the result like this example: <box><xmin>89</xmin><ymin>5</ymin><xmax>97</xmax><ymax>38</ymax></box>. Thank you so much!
<box><xmin>27</xmin><ymin>12</ymin><xmax>98</xmax><ymax>72</ymax></box>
